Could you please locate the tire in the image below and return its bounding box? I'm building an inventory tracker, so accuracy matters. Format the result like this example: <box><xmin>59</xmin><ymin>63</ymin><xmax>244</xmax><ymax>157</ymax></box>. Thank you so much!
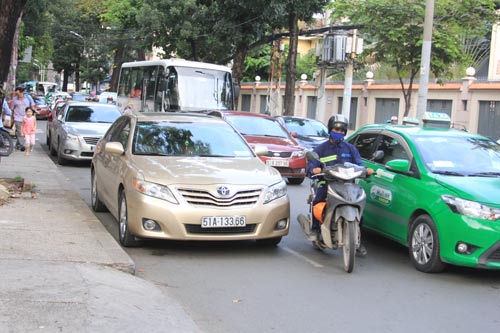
<box><xmin>288</xmin><ymin>177</ymin><xmax>305</xmax><ymax>185</ymax></box>
<box><xmin>342</xmin><ymin>220</ymin><xmax>356</xmax><ymax>273</ymax></box>
<box><xmin>49</xmin><ymin>135</ymin><xmax>57</xmax><ymax>156</ymax></box>
<box><xmin>409</xmin><ymin>214</ymin><xmax>446</xmax><ymax>273</ymax></box>
<box><xmin>91</xmin><ymin>170</ymin><xmax>107</xmax><ymax>212</ymax></box>
<box><xmin>0</xmin><ymin>129</ymin><xmax>14</xmax><ymax>156</ymax></box>
<box><xmin>118</xmin><ymin>191</ymin><xmax>142</xmax><ymax>247</ymax></box>
<box><xmin>57</xmin><ymin>140</ymin><xmax>67</xmax><ymax>165</ymax></box>
<box><xmin>256</xmin><ymin>236</ymin><xmax>282</xmax><ymax>247</ymax></box>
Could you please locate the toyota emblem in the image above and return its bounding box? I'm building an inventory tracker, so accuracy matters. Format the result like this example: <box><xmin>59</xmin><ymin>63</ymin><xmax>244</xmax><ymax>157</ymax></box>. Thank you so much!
<box><xmin>216</xmin><ymin>185</ymin><xmax>231</xmax><ymax>197</ymax></box>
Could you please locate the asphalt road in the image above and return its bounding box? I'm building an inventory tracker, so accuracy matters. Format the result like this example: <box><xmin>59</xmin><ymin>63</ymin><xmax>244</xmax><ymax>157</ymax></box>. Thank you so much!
<box><xmin>37</xmin><ymin>121</ymin><xmax>500</xmax><ymax>333</ymax></box>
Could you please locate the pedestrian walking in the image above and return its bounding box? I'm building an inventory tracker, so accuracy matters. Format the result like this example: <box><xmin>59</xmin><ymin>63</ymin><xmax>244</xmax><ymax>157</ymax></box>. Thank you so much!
<box><xmin>11</xmin><ymin>86</ymin><xmax>31</xmax><ymax>151</ymax></box>
<box><xmin>21</xmin><ymin>107</ymin><xmax>37</xmax><ymax>156</ymax></box>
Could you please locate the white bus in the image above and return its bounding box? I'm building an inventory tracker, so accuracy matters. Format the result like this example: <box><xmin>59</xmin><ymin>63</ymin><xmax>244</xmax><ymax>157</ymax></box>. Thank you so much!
<box><xmin>117</xmin><ymin>59</ymin><xmax>235</xmax><ymax>113</ymax></box>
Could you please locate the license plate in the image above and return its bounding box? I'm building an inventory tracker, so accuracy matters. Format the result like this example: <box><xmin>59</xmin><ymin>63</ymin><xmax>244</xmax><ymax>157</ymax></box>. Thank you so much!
<box><xmin>266</xmin><ymin>159</ymin><xmax>289</xmax><ymax>167</ymax></box>
<box><xmin>201</xmin><ymin>216</ymin><xmax>246</xmax><ymax>228</ymax></box>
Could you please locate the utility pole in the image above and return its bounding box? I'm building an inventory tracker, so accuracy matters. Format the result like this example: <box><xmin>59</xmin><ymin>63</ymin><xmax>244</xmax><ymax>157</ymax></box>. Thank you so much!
<box><xmin>416</xmin><ymin>0</ymin><xmax>435</xmax><ymax>120</ymax></box>
<box><xmin>341</xmin><ymin>29</ymin><xmax>357</xmax><ymax>118</ymax></box>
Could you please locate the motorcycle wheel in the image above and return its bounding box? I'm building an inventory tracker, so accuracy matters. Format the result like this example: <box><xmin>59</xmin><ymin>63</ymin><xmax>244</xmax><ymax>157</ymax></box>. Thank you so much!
<box><xmin>342</xmin><ymin>220</ymin><xmax>356</xmax><ymax>273</ymax></box>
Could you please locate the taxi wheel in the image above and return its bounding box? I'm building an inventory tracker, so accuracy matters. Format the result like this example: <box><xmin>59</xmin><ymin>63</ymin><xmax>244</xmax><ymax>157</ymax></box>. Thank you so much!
<box><xmin>288</xmin><ymin>177</ymin><xmax>304</xmax><ymax>185</ymax></box>
<box><xmin>256</xmin><ymin>236</ymin><xmax>282</xmax><ymax>247</ymax></box>
<box><xmin>408</xmin><ymin>215</ymin><xmax>446</xmax><ymax>273</ymax></box>
<box><xmin>118</xmin><ymin>191</ymin><xmax>142</xmax><ymax>247</ymax></box>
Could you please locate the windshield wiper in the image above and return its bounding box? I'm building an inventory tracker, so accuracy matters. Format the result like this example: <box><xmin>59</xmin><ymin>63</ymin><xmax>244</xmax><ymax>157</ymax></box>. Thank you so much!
<box><xmin>467</xmin><ymin>171</ymin><xmax>500</xmax><ymax>177</ymax></box>
<box><xmin>432</xmin><ymin>170</ymin><xmax>466</xmax><ymax>176</ymax></box>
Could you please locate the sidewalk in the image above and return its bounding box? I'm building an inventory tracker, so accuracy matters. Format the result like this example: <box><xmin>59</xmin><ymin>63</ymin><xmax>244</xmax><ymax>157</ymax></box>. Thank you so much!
<box><xmin>0</xmin><ymin>139</ymin><xmax>200</xmax><ymax>332</ymax></box>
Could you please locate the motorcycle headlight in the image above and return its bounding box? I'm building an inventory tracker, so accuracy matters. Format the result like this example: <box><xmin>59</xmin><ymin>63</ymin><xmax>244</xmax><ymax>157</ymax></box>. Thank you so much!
<box><xmin>263</xmin><ymin>180</ymin><xmax>287</xmax><ymax>204</ymax></box>
<box><xmin>134</xmin><ymin>179</ymin><xmax>178</xmax><ymax>204</ymax></box>
<box><xmin>291</xmin><ymin>149</ymin><xmax>306</xmax><ymax>158</ymax></box>
<box><xmin>442</xmin><ymin>195</ymin><xmax>500</xmax><ymax>221</ymax></box>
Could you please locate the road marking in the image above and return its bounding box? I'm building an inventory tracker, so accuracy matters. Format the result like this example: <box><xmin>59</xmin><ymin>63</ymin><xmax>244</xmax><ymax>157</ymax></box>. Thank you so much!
<box><xmin>282</xmin><ymin>246</ymin><xmax>324</xmax><ymax>268</ymax></box>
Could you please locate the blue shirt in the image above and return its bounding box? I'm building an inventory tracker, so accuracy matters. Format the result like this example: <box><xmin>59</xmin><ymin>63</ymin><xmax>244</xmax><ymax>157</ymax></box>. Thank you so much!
<box><xmin>1</xmin><ymin>99</ymin><xmax>12</xmax><ymax>129</ymax></box>
<box><xmin>307</xmin><ymin>139</ymin><xmax>364</xmax><ymax>177</ymax></box>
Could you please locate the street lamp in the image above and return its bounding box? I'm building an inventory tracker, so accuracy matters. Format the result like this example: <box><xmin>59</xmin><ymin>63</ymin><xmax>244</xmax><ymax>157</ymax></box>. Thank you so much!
<box><xmin>69</xmin><ymin>30</ymin><xmax>88</xmax><ymax>92</ymax></box>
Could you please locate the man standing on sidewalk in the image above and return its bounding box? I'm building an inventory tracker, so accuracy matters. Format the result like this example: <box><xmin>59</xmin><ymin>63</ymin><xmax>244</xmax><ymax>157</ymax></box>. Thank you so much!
<box><xmin>11</xmin><ymin>86</ymin><xmax>31</xmax><ymax>150</ymax></box>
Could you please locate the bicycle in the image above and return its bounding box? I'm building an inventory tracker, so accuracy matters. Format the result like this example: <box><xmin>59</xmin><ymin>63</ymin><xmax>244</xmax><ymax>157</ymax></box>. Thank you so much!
<box><xmin>0</xmin><ymin>127</ymin><xmax>14</xmax><ymax>157</ymax></box>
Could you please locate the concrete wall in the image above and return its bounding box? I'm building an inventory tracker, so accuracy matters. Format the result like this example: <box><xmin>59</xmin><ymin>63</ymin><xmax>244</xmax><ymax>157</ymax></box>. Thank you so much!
<box><xmin>238</xmin><ymin>77</ymin><xmax>500</xmax><ymax>139</ymax></box>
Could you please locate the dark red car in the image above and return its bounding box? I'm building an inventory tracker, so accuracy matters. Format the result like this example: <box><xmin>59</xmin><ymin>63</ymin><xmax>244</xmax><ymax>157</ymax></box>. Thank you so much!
<box><xmin>209</xmin><ymin>111</ymin><xmax>307</xmax><ymax>185</ymax></box>
<box><xmin>32</xmin><ymin>95</ymin><xmax>50</xmax><ymax>120</ymax></box>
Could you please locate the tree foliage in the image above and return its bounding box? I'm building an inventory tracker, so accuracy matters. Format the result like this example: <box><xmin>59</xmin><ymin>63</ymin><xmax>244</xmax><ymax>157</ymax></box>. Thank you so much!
<box><xmin>0</xmin><ymin>0</ymin><xmax>28</xmax><ymax>84</ymax></box>
<box><xmin>329</xmin><ymin>0</ymin><xmax>498</xmax><ymax>115</ymax></box>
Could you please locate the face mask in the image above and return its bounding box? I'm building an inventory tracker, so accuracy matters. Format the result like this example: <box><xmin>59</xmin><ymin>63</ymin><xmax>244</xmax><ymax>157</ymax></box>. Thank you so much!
<box><xmin>330</xmin><ymin>131</ymin><xmax>345</xmax><ymax>143</ymax></box>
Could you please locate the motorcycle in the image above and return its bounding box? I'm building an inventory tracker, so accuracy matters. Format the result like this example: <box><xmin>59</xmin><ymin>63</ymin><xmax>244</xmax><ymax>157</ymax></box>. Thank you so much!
<box><xmin>297</xmin><ymin>151</ymin><xmax>369</xmax><ymax>273</ymax></box>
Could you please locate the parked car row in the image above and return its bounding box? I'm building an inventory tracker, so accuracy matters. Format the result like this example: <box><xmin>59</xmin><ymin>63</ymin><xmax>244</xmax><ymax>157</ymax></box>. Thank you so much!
<box><xmin>42</xmin><ymin>103</ymin><xmax>500</xmax><ymax>273</ymax></box>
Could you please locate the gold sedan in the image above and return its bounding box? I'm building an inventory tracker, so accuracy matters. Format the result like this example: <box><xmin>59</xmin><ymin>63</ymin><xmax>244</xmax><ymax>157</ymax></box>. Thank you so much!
<box><xmin>91</xmin><ymin>112</ymin><xmax>290</xmax><ymax>247</ymax></box>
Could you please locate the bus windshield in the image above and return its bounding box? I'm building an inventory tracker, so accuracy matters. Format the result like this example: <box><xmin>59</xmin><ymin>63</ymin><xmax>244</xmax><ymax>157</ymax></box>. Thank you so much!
<box><xmin>117</xmin><ymin>60</ymin><xmax>234</xmax><ymax>113</ymax></box>
<box><xmin>175</xmin><ymin>67</ymin><xmax>233</xmax><ymax>112</ymax></box>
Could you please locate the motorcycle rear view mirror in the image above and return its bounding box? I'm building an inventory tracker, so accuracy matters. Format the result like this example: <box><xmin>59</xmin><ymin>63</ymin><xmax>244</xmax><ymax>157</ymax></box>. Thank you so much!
<box><xmin>306</xmin><ymin>150</ymin><xmax>320</xmax><ymax>162</ymax></box>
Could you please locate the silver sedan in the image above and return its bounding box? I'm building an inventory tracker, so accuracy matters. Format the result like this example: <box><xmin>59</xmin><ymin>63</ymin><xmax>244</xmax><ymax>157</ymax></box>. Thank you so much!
<box><xmin>47</xmin><ymin>101</ymin><xmax>121</xmax><ymax>165</ymax></box>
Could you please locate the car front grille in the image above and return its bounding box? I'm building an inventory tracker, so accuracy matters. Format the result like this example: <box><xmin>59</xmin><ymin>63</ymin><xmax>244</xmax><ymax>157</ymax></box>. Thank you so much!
<box><xmin>266</xmin><ymin>151</ymin><xmax>292</xmax><ymax>158</ymax></box>
<box><xmin>185</xmin><ymin>224</ymin><xmax>256</xmax><ymax>234</ymax></box>
<box><xmin>177</xmin><ymin>188</ymin><xmax>262</xmax><ymax>207</ymax></box>
<box><xmin>83</xmin><ymin>137</ymin><xmax>100</xmax><ymax>145</ymax></box>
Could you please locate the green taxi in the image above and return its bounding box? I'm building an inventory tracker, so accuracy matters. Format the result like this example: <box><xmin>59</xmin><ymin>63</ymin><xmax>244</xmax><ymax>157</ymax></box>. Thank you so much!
<box><xmin>347</xmin><ymin>113</ymin><xmax>500</xmax><ymax>272</ymax></box>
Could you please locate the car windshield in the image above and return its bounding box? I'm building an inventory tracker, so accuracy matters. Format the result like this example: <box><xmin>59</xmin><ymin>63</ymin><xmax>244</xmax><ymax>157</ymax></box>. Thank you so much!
<box><xmin>284</xmin><ymin>118</ymin><xmax>328</xmax><ymax>137</ymax></box>
<box><xmin>65</xmin><ymin>106</ymin><xmax>121</xmax><ymax>123</ymax></box>
<box><xmin>34</xmin><ymin>97</ymin><xmax>46</xmax><ymax>105</ymax></box>
<box><xmin>132</xmin><ymin>121</ymin><xmax>254</xmax><ymax>157</ymax></box>
<box><xmin>225</xmin><ymin>115</ymin><xmax>289</xmax><ymax>138</ymax></box>
<box><xmin>413</xmin><ymin>135</ymin><xmax>500</xmax><ymax>175</ymax></box>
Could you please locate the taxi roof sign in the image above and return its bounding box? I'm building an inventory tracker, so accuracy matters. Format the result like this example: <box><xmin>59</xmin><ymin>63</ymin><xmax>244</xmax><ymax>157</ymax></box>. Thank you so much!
<box><xmin>422</xmin><ymin>112</ymin><xmax>451</xmax><ymax>128</ymax></box>
<box><xmin>402</xmin><ymin>117</ymin><xmax>419</xmax><ymax>126</ymax></box>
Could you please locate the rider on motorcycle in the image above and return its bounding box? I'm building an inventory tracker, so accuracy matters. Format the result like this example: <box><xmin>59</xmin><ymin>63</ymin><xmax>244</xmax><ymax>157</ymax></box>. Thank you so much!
<box><xmin>307</xmin><ymin>114</ymin><xmax>374</xmax><ymax>256</ymax></box>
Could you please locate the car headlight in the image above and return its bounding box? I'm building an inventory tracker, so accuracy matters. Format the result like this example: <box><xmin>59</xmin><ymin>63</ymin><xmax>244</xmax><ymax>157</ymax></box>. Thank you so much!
<box><xmin>291</xmin><ymin>149</ymin><xmax>306</xmax><ymax>158</ymax></box>
<box><xmin>133</xmin><ymin>179</ymin><xmax>178</xmax><ymax>204</ymax></box>
<box><xmin>442</xmin><ymin>195</ymin><xmax>500</xmax><ymax>221</ymax></box>
<box><xmin>263</xmin><ymin>180</ymin><xmax>287</xmax><ymax>204</ymax></box>
<box><xmin>66</xmin><ymin>133</ymin><xmax>79</xmax><ymax>143</ymax></box>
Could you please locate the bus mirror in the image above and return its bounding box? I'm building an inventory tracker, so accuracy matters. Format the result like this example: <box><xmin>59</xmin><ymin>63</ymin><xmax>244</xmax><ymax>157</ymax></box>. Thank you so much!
<box><xmin>159</xmin><ymin>78</ymin><xmax>168</xmax><ymax>92</ymax></box>
<box><xmin>233</xmin><ymin>84</ymin><xmax>240</xmax><ymax>98</ymax></box>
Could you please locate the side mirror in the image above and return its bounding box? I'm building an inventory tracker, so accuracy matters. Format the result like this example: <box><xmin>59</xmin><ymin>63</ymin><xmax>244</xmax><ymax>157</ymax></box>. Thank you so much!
<box><xmin>306</xmin><ymin>150</ymin><xmax>320</xmax><ymax>162</ymax></box>
<box><xmin>104</xmin><ymin>142</ymin><xmax>125</xmax><ymax>155</ymax></box>
<box><xmin>386</xmin><ymin>159</ymin><xmax>410</xmax><ymax>173</ymax></box>
<box><xmin>290</xmin><ymin>131</ymin><xmax>298</xmax><ymax>138</ymax></box>
<box><xmin>254</xmin><ymin>144</ymin><xmax>268</xmax><ymax>156</ymax></box>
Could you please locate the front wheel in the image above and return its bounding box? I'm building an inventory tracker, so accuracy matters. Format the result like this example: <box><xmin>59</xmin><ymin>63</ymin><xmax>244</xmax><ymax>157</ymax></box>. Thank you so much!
<box><xmin>118</xmin><ymin>191</ymin><xmax>142</xmax><ymax>247</ymax></box>
<box><xmin>57</xmin><ymin>140</ymin><xmax>67</xmax><ymax>165</ymax></box>
<box><xmin>342</xmin><ymin>220</ymin><xmax>356</xmax><ymax>273</ymax></box>
<box><xmin>409</xmin><ymin>215</ymin><xmax>446</xmax><ymax>273</ymax></box>
<box><xmin>91</xmin><ymin>170</ymin><xmax>107</xmax><ymax>212</ymax></box>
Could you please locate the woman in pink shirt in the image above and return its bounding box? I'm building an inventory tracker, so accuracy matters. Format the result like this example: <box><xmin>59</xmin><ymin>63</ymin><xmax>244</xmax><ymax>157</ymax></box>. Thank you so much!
<box><xmin>21</xmin><ymin>107</ymin><xmax>37</xmax><ymax>155</ymax></box>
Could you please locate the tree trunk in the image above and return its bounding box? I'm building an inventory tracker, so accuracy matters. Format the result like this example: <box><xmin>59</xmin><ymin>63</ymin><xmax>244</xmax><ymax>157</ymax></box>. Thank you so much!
<box><xmin>284</xmin><ymin>13</ymin><xmax>299</xmax><ymax>116</ymax></box>
<box><xmin>0</xmin><ymin>0</ymin><xmax>27</xmax><ymax>84</ymax></box>
<box><xmin>232</xmin><ymin>44</ymin><xmax>248</xmax><ymax>110</ymax></box>
<box><xmin>75</xmin><ymin>63</ymin><xmax>80</xmax><ymax>92</ymax></box>
<box><xmin>110</xmin><ymin>43</ymin><xmax>126</xmax><ymax>92</ymax></box>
